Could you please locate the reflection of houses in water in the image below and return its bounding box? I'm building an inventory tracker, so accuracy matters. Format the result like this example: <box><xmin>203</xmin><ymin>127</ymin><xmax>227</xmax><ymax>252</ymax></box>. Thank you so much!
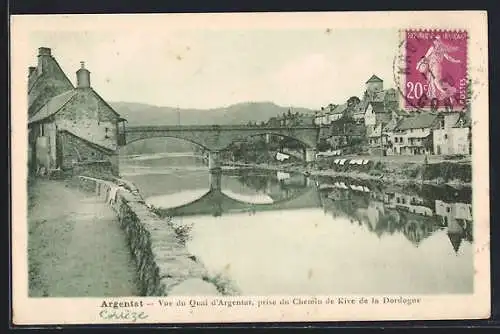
<box><xmin>356</xmin><ymin>200</ymin><xmax>387</xmax><ymax>237</ymax></box>
<box><xmin>400</xmin><ymin>211</ymin><xmax>440</xmax><ymax>247</ymax></box>
<box><xmin>435</xmin><ymin>200</ymin><xmax>473</xmax><ymax>252</ymax></box>
<box><xmin>318</xmin><ymin>181</ymin><xmax>445</xmax><ymax>245</ymax></box>
<box><xmin>318</xmin><ymin>179</ymin><xmax>474</xmax><ymax>250</ymax></box>
<box><xmin>384</xmin><ymin>190</ymin><xmax>434</xmax><ymax>216</ymax></box>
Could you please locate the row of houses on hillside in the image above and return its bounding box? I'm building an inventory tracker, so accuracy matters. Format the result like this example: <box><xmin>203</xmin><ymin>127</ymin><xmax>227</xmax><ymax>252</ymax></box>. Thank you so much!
<box><xmin>314</xmin><ymin>74</ymin><xmax>472</xmax><ymax>156</ymax></box>
<box><xmin>27</xmin><ymin>47</ymin><xmax>126</xmax><ymax>177</ymax></box>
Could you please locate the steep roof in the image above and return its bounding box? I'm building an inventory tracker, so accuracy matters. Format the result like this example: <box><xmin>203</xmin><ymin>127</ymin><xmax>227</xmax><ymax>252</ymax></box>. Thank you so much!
<box><xmin>353</xmin><ymin>100</ymin><xmax>368</xmax><ymax>115</ymax></box>
<box><xmin>28</xmin><ymin>51</ymin><xmax>75</xmax><ymax>116</ymax></box>
<box><xmin>28</xmin><ymin>90</ymin><xmax>78</xmax><ymax>124</ymax></box>
<box><xmin>331</xmin><ymin>103</ymin><xmax>348</xmax><ymax>115</ymax></box>
<box><xmin>395</xmin><ymin>113</ymin><xmax>438</xmax><ymax>130</ymax></box>
<box><xmin>59</xmin><ymin>129</ymin><xmax>116</xmax><ymax>153</ymax></box>
<box><xmin>383</xmin><ymin>117</ymin><xmax>399</xmax><ymax>132</ymax></box>
<box><xmin>366</xmin><ymin>74</ymin><xmax>383</xmax><ymax>83</ymax></box>
<box><xmin>28</xmin><ymin>88</ymin><xmax>122</xmax><ymax>125</ymax></box>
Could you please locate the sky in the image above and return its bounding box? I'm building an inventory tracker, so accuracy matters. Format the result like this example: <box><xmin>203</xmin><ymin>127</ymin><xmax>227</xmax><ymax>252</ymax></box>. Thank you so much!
<box><xmin>28</xmin><ymin>28</ymin><xmax>399</xmax><ymax>110</ymax></box>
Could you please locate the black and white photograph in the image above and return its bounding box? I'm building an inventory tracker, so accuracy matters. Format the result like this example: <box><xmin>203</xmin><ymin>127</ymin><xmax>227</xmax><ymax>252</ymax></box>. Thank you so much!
<box><xmin>11</xmin><ymin>11</ymin><xmax>490</xmax><ymax>324</ymax></box>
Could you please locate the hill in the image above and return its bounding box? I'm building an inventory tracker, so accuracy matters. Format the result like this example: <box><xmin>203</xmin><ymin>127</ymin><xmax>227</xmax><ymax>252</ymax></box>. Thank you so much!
<box><xmin>110</xmin><ymin>101</ymin><xmax>316</xmax><ymax>126</ymax></box>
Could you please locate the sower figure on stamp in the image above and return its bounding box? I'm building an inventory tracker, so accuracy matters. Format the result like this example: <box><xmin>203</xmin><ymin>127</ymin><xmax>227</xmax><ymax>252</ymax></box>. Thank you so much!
<box><xmin>416</xmin><ymin>35</ymin><xmax>461</xmax><ymax>104</ymax></box>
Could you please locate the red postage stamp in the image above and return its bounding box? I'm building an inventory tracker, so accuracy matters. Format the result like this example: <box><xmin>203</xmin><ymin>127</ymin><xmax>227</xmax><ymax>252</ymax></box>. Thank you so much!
<box><xmin>403</xmin><ymin>29</ymin><xmax>468</xmax><ymax>111</ymax></box>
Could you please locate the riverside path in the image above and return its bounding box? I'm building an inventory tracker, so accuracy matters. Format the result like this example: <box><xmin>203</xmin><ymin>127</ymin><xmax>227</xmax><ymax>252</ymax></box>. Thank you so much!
<box><xmin>28</xmin><ymin>179</ymin><xmax>138</xmax><ymax>297</ymax></box>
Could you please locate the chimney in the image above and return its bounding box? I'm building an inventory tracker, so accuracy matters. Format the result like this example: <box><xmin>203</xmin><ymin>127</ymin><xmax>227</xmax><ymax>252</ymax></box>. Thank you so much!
<box><xmin>38</xmin><ymin>47</ymin><xmax>51</xmax><ymax>56</ymax></box>
<box><xmin>37</xmin><ymin>47</ymin><xmax>52</xmax><ymax>74</ymax></box>
<box><xmin>76</xmin><ymin>61</ymin><xmax>91</xmax><ymax>88</ymax></box>
<box><xmin>28</xmin><ymin>66</ymin><xmax>36</xmax><ymax>76</ymax></box>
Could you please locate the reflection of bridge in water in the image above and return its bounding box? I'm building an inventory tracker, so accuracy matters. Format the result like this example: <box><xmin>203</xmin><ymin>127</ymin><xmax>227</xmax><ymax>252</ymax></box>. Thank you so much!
<box><xmin>162</xmin><ymin>170</ymin><xmax>322</xmax><ymax>217</ymax></box>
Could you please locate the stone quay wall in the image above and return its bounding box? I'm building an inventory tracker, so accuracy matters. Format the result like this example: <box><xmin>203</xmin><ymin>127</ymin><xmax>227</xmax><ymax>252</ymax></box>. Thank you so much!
<box><xmin>75</xmin><ymin>175</ymin><xmax>221</xmax><ymax>296</ymax></box>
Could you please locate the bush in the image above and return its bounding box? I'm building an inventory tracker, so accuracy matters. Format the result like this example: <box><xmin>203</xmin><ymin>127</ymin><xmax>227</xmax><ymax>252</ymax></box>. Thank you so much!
<box><xmin>422</xmin><ymin>162</ymin><xmax>471</xmax><ymax>182</ymax></box>
<box><xmin>172</xmin><ymin>223</ymin><xmax>193</xmax><ymax>245</ymax></box>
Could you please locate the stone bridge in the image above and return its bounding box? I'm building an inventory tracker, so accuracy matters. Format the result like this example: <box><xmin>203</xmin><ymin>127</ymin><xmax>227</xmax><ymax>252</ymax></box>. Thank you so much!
<box><xmin>156</xmin><ymin>171</ymin><xmax>322</xmax><ymax>217</ymax></box>
<box><xmin>124</xmin><ymin>125</ymin><xmax>320</xmax><ymax>163</ymax></box>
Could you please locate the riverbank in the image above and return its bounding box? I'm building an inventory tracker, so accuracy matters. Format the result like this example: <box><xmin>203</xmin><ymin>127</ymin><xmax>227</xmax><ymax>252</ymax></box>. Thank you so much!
<box><xmin>75</xmin><ymin>175</ymin><xmax>239</xmax><ymax>296</ymax></box>
<box><xmin>223</xmin><ymin>157</ymin><xmax>472</xmax><ymax>188</ymax></box>
<box><xmin>28</xmin><ymin>178</ymin><xmax>138</xmax><ymax>297</ymax></box>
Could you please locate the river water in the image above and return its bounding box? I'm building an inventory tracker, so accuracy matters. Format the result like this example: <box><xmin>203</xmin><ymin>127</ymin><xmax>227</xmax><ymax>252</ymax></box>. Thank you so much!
<box><xmin>120</xmin><ymin>153</ymin><xmax>474</xmax><ymax>295</ymax></box>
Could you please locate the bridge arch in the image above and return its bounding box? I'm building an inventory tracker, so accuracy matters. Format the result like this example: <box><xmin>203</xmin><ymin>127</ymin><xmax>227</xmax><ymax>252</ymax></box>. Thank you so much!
<box><xmin>124</xmin><ymin>125</ymin><xmax>320</xmax><ymax>152</ymax></box>
<box><xmin>119</xmin><ymin>134</ymin><xmax>210</xmax><ymax>151</ymax></box>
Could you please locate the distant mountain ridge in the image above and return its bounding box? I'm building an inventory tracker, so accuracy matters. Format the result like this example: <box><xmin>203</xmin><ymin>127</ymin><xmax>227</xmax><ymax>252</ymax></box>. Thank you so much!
<box><xmin>110</xmin><ymin>101</ymin><xmax>317</xmax><ymax>126</ymax></box>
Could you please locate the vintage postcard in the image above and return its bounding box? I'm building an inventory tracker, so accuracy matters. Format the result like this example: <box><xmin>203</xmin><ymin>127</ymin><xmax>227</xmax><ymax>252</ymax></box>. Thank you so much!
<box><xmin>11</xmin><ymin>11</ymin><xmax>490</xmax><ymax>325</ymax></box>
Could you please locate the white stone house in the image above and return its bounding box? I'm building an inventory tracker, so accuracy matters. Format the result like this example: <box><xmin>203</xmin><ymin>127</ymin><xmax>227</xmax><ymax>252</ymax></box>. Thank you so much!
<box><xmin>433</xmin><ymin>112</ymin><xmax>471</xmax><ymax>156</ymax></box>
<box><xmin>387</xmin><ymin>113</ymin><xmax>438</xmax><ymax>155</ymax></box>
<box><xmin>27</xmin><ymin>48</ymin><xmax>126</xmax><ymax>176</ymax></box>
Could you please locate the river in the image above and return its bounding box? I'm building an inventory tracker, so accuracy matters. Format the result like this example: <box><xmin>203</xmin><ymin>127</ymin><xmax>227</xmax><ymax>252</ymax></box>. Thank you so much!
<box><xmin>120</xmin><ymin>153</ymin><xmax>474</xmax><ymax>295</ymax></box>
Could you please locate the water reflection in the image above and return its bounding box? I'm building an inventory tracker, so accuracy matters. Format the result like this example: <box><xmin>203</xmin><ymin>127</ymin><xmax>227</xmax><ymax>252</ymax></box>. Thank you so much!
<box><xmin>317</xmin><ymin>175</ymin><xmax>473</xmax><ymax>253</ymax></box>
<box><xmin>120</xmin><ymin>155</ymin><xmax>474</xmax><ymax>294</ymax></box>
<box><xmin>141</xmin><ymin>165</ymin><xmax>473</xmax><ymax>254</ymax></box>
<box><xmin>153</xmin><ymin>169</ymin><xmax>320</xmax><ymax>217</ymax></box>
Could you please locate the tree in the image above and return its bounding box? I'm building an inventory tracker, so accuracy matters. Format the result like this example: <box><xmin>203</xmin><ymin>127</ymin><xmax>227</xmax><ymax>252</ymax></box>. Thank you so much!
<box><xmin>347</xmin><ymin>96</ymin><xmax>361</xmax><ymax>107</ymax></box>
<box><xmin>317</xmin><ymin>138</ymin><xmax>331</xmax><ymax>152</ymax></box>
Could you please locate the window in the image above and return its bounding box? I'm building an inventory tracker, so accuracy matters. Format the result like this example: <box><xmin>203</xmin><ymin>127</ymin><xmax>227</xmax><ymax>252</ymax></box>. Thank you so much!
<box><xmin>39</xmin><ymin>123</ymin><xmax>44</xmax><ymax>136</ymax></box>
<box><xmin>104</xmin><ymin>127</ymin><xmax>110</xmax><ymax>139</ymax></box>
<box><xmin>444</xmin><ymin>134</ymin><xmax>448</xmax><ymax>140</ymax></box>
<box><xmin>447</xmin><ymin>207</ymin><xmax>451</xmax><ymax>213</ymax></box>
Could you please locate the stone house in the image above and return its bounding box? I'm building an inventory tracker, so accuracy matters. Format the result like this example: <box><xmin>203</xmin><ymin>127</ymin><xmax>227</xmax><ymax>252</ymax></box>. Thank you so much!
<box><xmin>365</xmin><ymin>74</ymin><xmax>384</xmax><ymax>94</ymax></box>
<box><xmin>352</xmin><ymin>75</ymin><xmax>399</xmax><ymax>125</ymax></box>
<box><xmin>432</xmin><ymin>112</ymin><xmax>471</xmax><ymax>156</ymax></box>
<box><xmin>365</xmin><ymin>106</ymin><xmax>407</xmax><ymax>156</ymax></box>
<box><xmin>386</xmin><ymin>113</ymin><xmax>438</xmax><ymax>155</ymax></box>
<box><xmin>366</xmin><ymin>123</ymin><xmax>385</xmax><ymax>155</ymax></box>
<box><xmin>314</xmin><ymin>103</ymin><xmax>345</xmax><ymax>126</ymax></box>
<box><xmin>28</xmin><ymin>47</ymin><xmax>127</xmax><ymax>177</ymax></box>
<box><xmin>364</xmin><ymin>102</ymin><xmax>392</xmax><ymax>128</ymax></box>
<box><xmin>352</xmin><ymin>100</ymin><xmax>369</xmax><ymax>123</ymax></box>
<box><xmin>364</xmin><ymin>102</ymin><xmax>393</xmax><ymax>155</ymax></box>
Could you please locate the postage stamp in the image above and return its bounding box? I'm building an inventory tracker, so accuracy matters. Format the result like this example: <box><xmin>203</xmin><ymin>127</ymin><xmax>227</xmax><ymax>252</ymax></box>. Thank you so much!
<box><xmin>11</xmin><ymin>11</ymin><xmax>489</xmax><ymax>326</ymax></box>
<box><xmin>401</xmin><ymin>29</ymin><xmax>468</xmax><ymax>111</ymax></box>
